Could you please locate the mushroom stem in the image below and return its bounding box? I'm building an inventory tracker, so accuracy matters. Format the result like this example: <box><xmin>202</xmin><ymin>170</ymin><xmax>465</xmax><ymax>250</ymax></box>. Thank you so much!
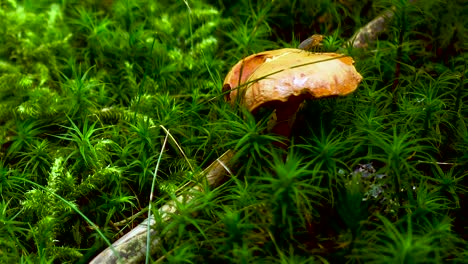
<box><xmin>271</xmin><ymin>95</ymin><xmax>304</xmax><ymax>147</ymax></box>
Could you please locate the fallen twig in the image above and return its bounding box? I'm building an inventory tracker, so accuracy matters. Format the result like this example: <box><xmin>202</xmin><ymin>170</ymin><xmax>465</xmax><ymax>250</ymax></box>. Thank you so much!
<box><xmin>347</xmin><ymin>9</ymin><xmax>395</xmax><ymax>49</ymax></box>
<box><xmin>89</xmin><ymin>150</ymin><xmax>235</xmax><ymax>264</ymax></box>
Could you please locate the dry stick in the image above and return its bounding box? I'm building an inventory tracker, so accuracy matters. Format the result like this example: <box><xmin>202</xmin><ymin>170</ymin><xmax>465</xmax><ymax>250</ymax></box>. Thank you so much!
<box><xmin>347</xmin><ymin>8</ymin><xmax>395</xmax><ymax>49</ymax></box>
<box><xmin>89</xmin><ymin>150</ymin><xmax>235</xmax><ymax>264</ymax></box>
<box><xmin>347</xmin><ymin>2</ymin><xmax>421</xmax><ymax>48</ymax></box>
<box><xmin>89</xmin><ymin>7</ymin><xmax>401</xmax><ymax>264</ymax></box>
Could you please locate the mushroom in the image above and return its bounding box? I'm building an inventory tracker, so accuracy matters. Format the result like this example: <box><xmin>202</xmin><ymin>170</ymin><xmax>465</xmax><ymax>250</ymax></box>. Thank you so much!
<box><xmin>223</xmin><ymin>48</ymin><xmax>362</xmax><ymax>144</ymax></box>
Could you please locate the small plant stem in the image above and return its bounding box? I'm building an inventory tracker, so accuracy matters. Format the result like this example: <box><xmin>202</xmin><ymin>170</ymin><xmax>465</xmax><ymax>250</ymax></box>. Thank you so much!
<box><xmin>391</xmin><ymin>6</ymin><xmax>408</xmax><ymax>111</ymax></box>
<box><xmin>392</xmin><ymin>38</ymin><xmax>403</xmax><ymax>110</ymax></box>
<box><xmin>453</xmin><ymin>60</ymin><xmax>466</xmax><ymax>117</ymax></box>
<box><xmin>146</xmin><ymin>132</ymin><xmax>169</xmax><ymax>264</ymax></box>
<box><xmin>111</xmin><ymin>208</ymin><xmax>148</xmax><ymax>227</ymax></box>
<box><xmin>159</xmin><ymin>125</ymin><xmax>194</xmax><ymax>172</ymax></box>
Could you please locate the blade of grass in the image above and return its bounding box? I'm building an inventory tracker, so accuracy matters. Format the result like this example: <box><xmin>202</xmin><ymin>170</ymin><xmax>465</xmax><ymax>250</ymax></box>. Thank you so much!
<box><xmin>159</xmin><ymin>125</ymin><xmax>194</xmax><ymax>172</ymax></box>
<box><xmin>146</xmin><ymin>131</ymin><xmax>169</xmax><ymax>264</ymax></box>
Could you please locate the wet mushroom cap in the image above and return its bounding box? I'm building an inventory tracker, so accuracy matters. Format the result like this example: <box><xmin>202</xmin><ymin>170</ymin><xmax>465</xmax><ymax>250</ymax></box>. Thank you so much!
<box><xmin>223</xmin><ymin>48</ymin><xmax>363</xmax><ymax>112</ymax></box>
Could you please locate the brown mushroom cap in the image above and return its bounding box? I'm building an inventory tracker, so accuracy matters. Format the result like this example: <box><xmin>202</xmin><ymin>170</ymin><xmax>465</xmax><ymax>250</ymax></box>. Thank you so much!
<box><xmin>223</xmin><ymin>48</ymin><xmax>363</xmax><ymax>112</ymax></box>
